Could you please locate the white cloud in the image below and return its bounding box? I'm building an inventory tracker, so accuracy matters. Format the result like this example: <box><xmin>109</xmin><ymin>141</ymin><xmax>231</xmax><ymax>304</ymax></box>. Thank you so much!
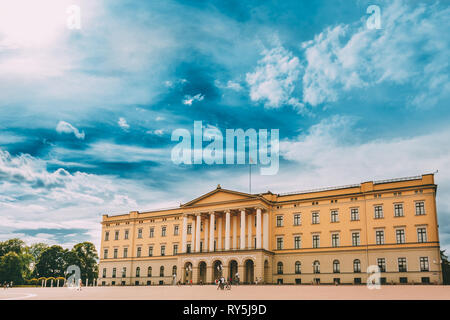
<box><xmin>182</xmin><ymin>93</ymin><xmax>205</xmax><ymax>105</ymax></box>
<box><xmin>56</xmin><ymin>121</ymin><xmax>85</xmax><ymax>140</ymax></box>
<box><xmin>246</xmin><ymin>46</ymin><xmax>303</xmax><ymax>110</ymax></box>
<box><xmin>118</xmin><ymin>117</ymin><xmax>130</xmax><ymax>131</ymax></box>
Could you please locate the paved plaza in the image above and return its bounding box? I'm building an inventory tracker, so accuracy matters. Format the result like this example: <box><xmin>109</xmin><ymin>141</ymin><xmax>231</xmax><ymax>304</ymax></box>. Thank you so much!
<box><xmin>1</xmin><ymin>285</ymin><xmax>449</xmax><ymax>300</ymax></box>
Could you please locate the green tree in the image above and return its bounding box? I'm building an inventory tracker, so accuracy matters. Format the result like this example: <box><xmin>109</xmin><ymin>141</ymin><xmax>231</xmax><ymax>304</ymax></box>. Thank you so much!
<box><xmin>71</xmin><ymin>242</ymin><xmax>99</xmax><ymax>283</ymax></box>
<box><xmin>28</xmin><ymin>243</ymin><xmax>49</xmax><ymax>263</ymax></box>
<box><xmin>33</xmin><ymin>245</ymin><xmax>69</xmax><ymax>278</ymax></box>
<box><xmin>0</xmin><ymin>238</ymin><xmax>25</xmax><ymax>256</ymax></box>
<box><xmin>0</xmin><ymin>252</ymin><xmax>24</xmax><ymax>284</ymax></box>
<box><xmin>441</xmin><ymin>250</ymin><xmax>450</xmax><ymax>284</ymax></box>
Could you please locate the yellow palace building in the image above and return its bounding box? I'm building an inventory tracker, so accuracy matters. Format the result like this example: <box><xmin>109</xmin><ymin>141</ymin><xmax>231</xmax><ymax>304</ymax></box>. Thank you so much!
<box><xmin>98</xmin><ymin>173</ymin><xmax>442</xmax><ymax>285</ymax></box>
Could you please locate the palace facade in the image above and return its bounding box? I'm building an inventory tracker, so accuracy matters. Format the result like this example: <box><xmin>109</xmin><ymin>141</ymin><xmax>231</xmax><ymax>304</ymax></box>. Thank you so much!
<box><xmin>98</xmin><ymin>173</ymin><xmax>442</xmax><ymax>285</ymax></box>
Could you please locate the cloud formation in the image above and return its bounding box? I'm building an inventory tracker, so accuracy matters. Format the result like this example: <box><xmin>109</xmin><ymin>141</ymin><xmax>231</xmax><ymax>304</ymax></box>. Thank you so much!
<box><xmin>56</xmin><ymin>121</ymin><xmax>85</xmax><ymax>140</ymax></box>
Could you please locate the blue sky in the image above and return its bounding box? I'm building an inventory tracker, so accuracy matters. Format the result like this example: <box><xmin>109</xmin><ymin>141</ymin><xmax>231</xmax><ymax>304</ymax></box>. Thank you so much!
<box><xmin>0</xmin><ymin>0</ymin><xmax>449</xmax><ymax>252</ymax></box>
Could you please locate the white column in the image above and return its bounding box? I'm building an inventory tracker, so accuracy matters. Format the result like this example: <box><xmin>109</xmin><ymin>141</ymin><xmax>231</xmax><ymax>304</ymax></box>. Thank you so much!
<box><xmin>263</xmin><ymin>211</ymin><xmax>269</xmax><ymax>250</ymax></box>
<box><xmin>256</xmin><ymin>208</ymin><xmax>262</xmax><ymax>249</ymax></box>
<box><xmin>182</xmin><ymin>215</ymin><xmax>188</xmax><ymax>253</ymax></box>
<box><xmin>195</xmin><ymin>214</ymin><xmax>201</xmax><ymax>253</ymax></box>
<box><xmin>225</xmin><ymin>210</ymin><xmax>231</xmax><ymax>250</ymax></box>
<box><xmin>247</xmin><ymin>214</ymin><xmax>252</xmax><ymax>249</ymax></box>
<box><xmin>191</xmin><ymin>216</ymin><xmax>196</xmax><ymax>251</ymax></box>
<box><xmin>209</xmin><ymin>212</ymin><xmax>215</xmax><ymax>252</ymax></box>
<box><xmin>240</xmin><ymin>209</ymin><xmax>246</xmax><ymax>250</ymax></box>
<box><xmin>204</xmin><ymin>215</ymin><xmax>209</xmax><ymax>252</ymax></box>
<box><xmin>232</xmin><ymin>214</ymin><xmax>237</xmax><ymax>249</ymax></box>
<box><xmin>218</xmin><ymin>215</ymin><xmax>223</xmax><ymax>250</ymax></box>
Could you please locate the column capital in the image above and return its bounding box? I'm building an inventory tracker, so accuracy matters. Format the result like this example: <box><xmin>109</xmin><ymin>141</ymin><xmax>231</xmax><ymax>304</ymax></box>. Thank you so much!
<box><xmin>224</xmin><ymin>209</ymin><xmax>231</xmax><ymax>213</ymax></box>
<box><xmin>238</xmin><ymin>208</ymin><xmax>247</xmax><ymax>212</ymax></box>
<box><xmin>254</xmin><ymin>205</ymin><xmax>266</xmax><ymax>211</ymax></box>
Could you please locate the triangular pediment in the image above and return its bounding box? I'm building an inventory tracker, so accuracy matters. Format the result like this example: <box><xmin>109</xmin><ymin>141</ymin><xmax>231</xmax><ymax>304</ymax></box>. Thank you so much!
<box><xmin>182</xmin><ymin>187</ymin><xmax>257</xmax><ymax>207</ymax></box>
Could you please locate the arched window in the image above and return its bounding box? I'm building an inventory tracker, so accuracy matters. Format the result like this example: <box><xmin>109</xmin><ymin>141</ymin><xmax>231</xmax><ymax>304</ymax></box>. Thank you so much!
<box><xmin>333</xmin><ymin>260</ymin><xmax>340</xmax><ymax>273</ymax></box>
<box><xmin>136</xmin><ymin>267</ymin><xmax>140</xmax><ymax>277</ymax></box>
<box><xmin>172</xmin><ymin>265</ymin><xmax>177</xmax><ymax>275</ymax></box>
<box><xmin>313</xmin><ymin>261</ymin><xmax>320</xmax><ymax>274</ymax></box>
<box><xmin>160</xmin><ymin>266</ymin><xmax>164</xmax><ymax>277</ymax></box>
<box><xmin>295</xmin><ymin>261</ymin><xmax>301</xmax><ymax>274</ymax></box>
<box><xmin>277</xmin><ymin>262</ymin><xmax>283</xmax><ymax>274</ymax></box>
<box><xmin>353</xmin><ymin>259</ymin><xmax>361</xmax><ymax>273</ymax></box>
<box><xmin>147</xmin><ymin>266</ymin><xmax>152</xmax><ymax>277</ymax></box>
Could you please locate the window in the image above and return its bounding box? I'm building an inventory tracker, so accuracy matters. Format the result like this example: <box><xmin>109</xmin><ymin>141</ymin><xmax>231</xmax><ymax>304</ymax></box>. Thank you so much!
<box><xmin>114</xmin><ymin>231</ymin><xmax>119</xmax><ymax>240</ymax></box>
<box><xmin>137</xmin><ymin>247</ymin><xmax>142</xmax><ymax>257</ymax></box>
<box><xmin>417</xmin><ymin>228</ymin><xmax>427</xmax><ymax>243</ymax></box>
<box><xmin>293</xmin><ymin>214</ymin><xmax>301</xmax><ymax>226</ymax></box>
<box><xmin>112</xmin><ymin>268</ymin><xmax>116</xmax><ymax>278</ymax></box>
<box><xmin>294</xmin><ymin>236</ymin><xmax>301</xmax><ymax>249</ymax></box>
<box><xmin>102</xmin><ymin>268</ymin><xmax>107</xmax><ymax>278</ymax></box>
<box><xmin>103</xmin><ymin>249</ymin><xmax>108</xmax><ymax>259</ymax></box>
<box><xmin>136</xmin><ymin>267</ymin><xmax>140</xmax><ymax>277</ymax></box>
<box><xmin>277</xmin><ymin>237</ymin><xmax>284</xmax><ymax>250</ymax></box>
<box><xmin>172</xmin><ymin>266</ymin><xmax>177</xmax><ymax>276</ymax></box>
<box><xmin>173</xmin><ymin>244</ymin><xmax>178</xmax><ymax>255</ymax></box>
<box><xmin>352</xmin><ymin>232</ymin><xmax>360</xmax><ymax>246</ymax></box>
<box><xmin>149</xmin><ymin>227</ymin><xmax>154</xmax><ymax>238</ymax></box>
<box><xmin>187</xmin><ymin>244</ymin><xmax>191</xmax><ymax>253</ymax></box>
<box><xmin>374</xmin><ymin>206</ymin><xmax>383</xmax><ymax>219</ymax></box>
<box><xmin>187</xmin><ymin>224</ymin><xmax>192</xmax><ymax>234</ymax></box>
<box><xmin>105</xmin><ymin>231</ymin><xmax>109</xmax><ymax>241</ymax></box>
<box><xmin>351</xmin><ymin>208</ymin><xmax>359</xmax><ymax>221</ymax></box>
<box><xmin>415</xmin><ymin>202</ymin><xmax>425</xmax><ymax>215</ymax></box>
<box><xmin>160</xmin><ymin>266</ymin><xmax>164</xmax><ymax>277</ymax></box>
<box><xmin>161</xmin><ymin>226</ymin><xmax>167</xmax><ymax>237</ymax></box>
<box><xmin>124</xmin><ymin>230</ymin><xmax>129</xmax><ymax>240</ymax></box>
<box><xmin>333</xmin><ymin>260</ymin><xmax>340</xmax><ymax>273</ymax></box>
<box><xmin>123</xmin><ymin>247</ymin><xmax>128</xmax><ymax>258</ymax></box>
<box><xmin>277</xmin><ymin>262</ymin><xmax>283</xmax><ymax>274</ymax></box>
<box><xmin>276</xmin><ymin>216</ymin><xmax>283</xmax><ymax>227</ymax></box>
<box><xmin>420</xmin><ymin>257</ymin><xmax>429</xmax><ymax>272</ymax></box>
<box><xmin>161</xmin><ymin>245</ymin><xmax>166</xmax><ymax>256</ymax></box>
<box><xmin>200</xmin><ymin>241</ymin><xmax>203</xmax><ymax>252</ymax></box>
<box><xmin>394</xmin><ymin>204</ymin><xmax>404</xmax><ymax>217</ymax></box>
<box><xmin>113</xmin><ymin>248</ymin><xmax>118</xmax><ymax>259</ymax></box>
<box><xmin>312</xmin><ymin>212</ymin><xmax>320</xmax><ymax>224</ymax></box>
<box><xmin>295</xmin><ymin>261</ymin><xmax>301</xmax><ymax>274</ymax></box>
<box><xmin>377</xmin><ymin>258</ymin><xmax>386</xmax><ymax>272</ymax></box>
<box><xmin>330</xmin><ymin>210</ymin><xmax>339</xmax><ymax>223</ymax></box>
<box><xmin>396</xmin><ymin>229</ymin><xmax>406</xmax><ymax>244</ymax></box>
<box><xmin>137</xmin><ymin>228</ymin><xmax>142</xmax><ymax>239</ymax></box>
<box><xmin>398</xmin><ymin>257</ymin><xmax>407</xmax><ymax>272</ymax></box>
<box><xmin>312</xmin><ymin>235</ymin><xmax>320</xmax><ymax>248</ymax></box>
<box><xmin>148</xmin><ymin>246</ymin><xmax>153</xmax><ymax>257</ymax></box>
<box><xmin>353</xmin><ymin>259</ymin><xmax>361</xmax><ymax>273</ymax></box>
<box><xmin>376</xmin><ymin>230</ymin><xmax>385</xmax><ymax>245</ymax></box>
<box><xmin>174</xmin><ymin>225</ymin><xmax>179</xmax><ymax>236</ymax></box>
<box><xmin>147</xmin><ymin>267</ymin><xmax>152</xmax><ymax>277</ymax></box>
<box><xmin>332</xmin><ymin>234</ymin><xmax>339</xmax><ymax>247</ymax></box>
<box><xmin>313</xmin><ymin>261</ymin><xmax>320</xmax><ymax>274</ymax></box>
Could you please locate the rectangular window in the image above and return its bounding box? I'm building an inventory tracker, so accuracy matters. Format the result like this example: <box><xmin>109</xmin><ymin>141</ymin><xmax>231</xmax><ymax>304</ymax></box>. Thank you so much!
<box><xmin>394</xmin><ymin>204</ymin><xmax>404</xmax><ymax>217</ymax></box>
<box><xmin>420</xmin><ymin>257</ymin><xmax>429</xmax><ymax>272</ymax></box>
<box><xmin>149</xmin><ymin>227</ymin><xmax>154</xmax><ymax>238</ymax></box>
<box><xmin>124</xmin><ymin>230</ymin><xmax>129</xmax><ymax>240</ymax></box>
<box><xmin>332</xmin><ymin>234</ymin><xmax>339</xmax><ymax>247</ymax></box>
<box><xmin>312</xmin><ymin>212</ymin><xmax>320</xmax><ymax>224</ymax></box>
<box><xmin>377</xmin><ymin>258</ymin><xmax>386</xmax><ymax>272</ymax></box>
<box><xmin>293</xmin><ymin>214</ymin><xmax>301</xmax><ymax>226</ymax></box>
<box><xmin>173</xmin><ymin>244</ymin><xmax>178</xmax><ymax>255</ymax></box>
<box><xmin>174</xmin><ymin>225</ymin><xmax>179</xmax><ymax>236</ymax></box>
<box><xmin>277</xmin><ymin>237</ymin><xmax>284</xmax><ymax>250</ymax></box>
<box><xmin>415</xmin><ymin>202</ymin><xmax>425</xmax><ymax>215</ymax></box>
<box><xmin>330</xmin><ymin>210</ymin><xmax>339</xmax><ymax>223</ymax></box>
<box><xmin>161</xmin><ymin>245</ymin><xmax>166</xmax><ymax>256</ymax></box>
<box><xmin>137</xmin><ymin>247</ymin><xmax>142</xmax><ymax>257</ymax></box>
<box><xmin>417</xmin><ymin>228</ymin><xmax>427</xmax><ymax>243</ymax></box>
<box><xmin>103</xmin><ymin>249</ymin><xmax>108</xmax><ymax>259</ymax></box>
<box><xmin>294</xmin><ymin>236</ymin><xmax>301</xmax><ymax>249</ymax></box>
<box><xmin>102</xmin><ymin>268</ymin><xmax>107</xmax><ymax>278</ymax></box>
<box><xmin>374</xmin><ymin>206</ymin><xmax>383</xmax><ymax>219</ymax></box>
<box><xmin>113</xmin><ymin>248</ymin><xmax>118</xmax><ymax>258</ymax></box>
<box><xmin>396</xmin><ymin>229</ymin><xmax>406</xmax><ymax>244</ymax></box>
<box><xmin>123</xmin><ymin>247</ymin><xmax>128</xmax><ymax>258</ymax></box>
<box><xmin>105</xmin><ymin>231</ymin><xmax>109</xmax><ymax>241</ymax></box>
<box><xmin>161</xmin><ymin>226</ymin><xmax>166</xmax><ymax>237</ymax></box>
<box><xmin>114</xmin><ymin>231</ymin><xmax>119</xmax><ymax>240</ymax></box>
<box><xmin>398</xmin><ymin>257</ymin><xmax>407</xmax><ymax>272</ymax></box>
<box><xmin>112</xmin><ymin>268</ymin><xmax>116</xmax><ymax>278</ymax></box>
<box><xmin>312</xmin><ymin>235</ymin><xmax>320</xmax><ymax>248</ymax></box>
<box><xmin>186</xmin><ymin>243</ymin><xmax>191</xmax><ymax>253</ymax></box>
<box><xmin>137</xmin><ymin>228</ymin><xmax>142</xmax><ymax>239</ymax></box>
<box><xmin>200</xmin><ymin>241</ymin><xmax>203</xmax><ymax>252</ymax></box>
<box><xmin>351</xmin><ymin>208</ymin><xmax>359</xmax><ymax>221</ymax></box>
<box><xmin>352</xmin><ymin>232</ymin><xmax>360</xmax><ymax>246</ymax></box>
<box><xmin>187</xmin><ymin>224</ymin><xmax>192</xmax><ymax>234</ymax></box>
<box><xmin>148</xmin><ymin>246</ymin><xmax>153</xmax><ymax>257</ymax></box>
<box><xmin>122</xmin><ymin>267</ymin><xmax>126</xmax><ymax>278</ymax></box>
<box><xmin>376</xmin><ymin>230</ymin><xmax>385</xmax><ymax>245</ymax></box>
<box><xmin>276</xmin><ymin>216</ymin><xmax>283</xmax><ymax>227</ymax></box>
